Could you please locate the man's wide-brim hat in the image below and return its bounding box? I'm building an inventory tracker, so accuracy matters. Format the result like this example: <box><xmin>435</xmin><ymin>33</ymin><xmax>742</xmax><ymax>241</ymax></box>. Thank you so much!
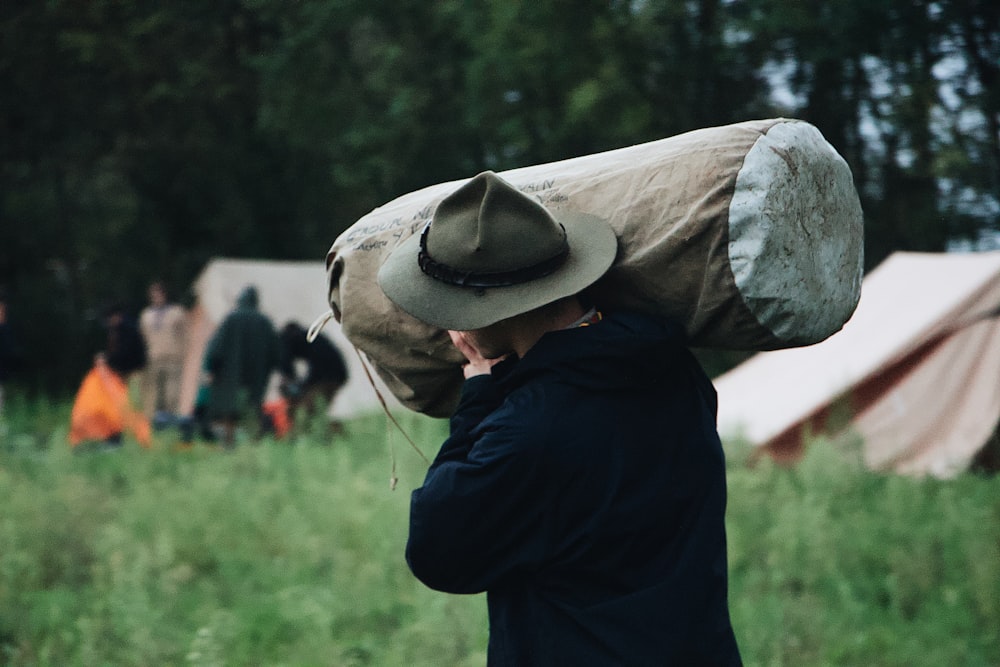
<box><xmin>377</xmin><ymin>171</ymin><xmax>618</xmax><ymax>331</ymax></box>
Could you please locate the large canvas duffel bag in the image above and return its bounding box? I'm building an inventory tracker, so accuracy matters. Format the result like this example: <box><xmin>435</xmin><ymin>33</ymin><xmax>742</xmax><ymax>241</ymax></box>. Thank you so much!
<box><xmin>323</xmin><ymin>118</ymin><xmax>864</xmax><ymax>417</ymax></box>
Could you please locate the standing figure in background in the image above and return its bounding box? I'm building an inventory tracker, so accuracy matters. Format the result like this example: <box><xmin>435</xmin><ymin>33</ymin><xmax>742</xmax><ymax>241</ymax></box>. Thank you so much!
<box><xmin>278</xmin><ymin>321</ymin><xmax>349</xmax><ymax>424</ymax></box>
<box><xmin>203</xmin><ymin>285</ymin><xmax>279</xmax><ymax>446</ymax></box>
<box><xmin>0</xmin><ymin>290</ymin><xmax>23</xmax><ymax>418</ymax></box>
<box><xmin>139</xmin><ymin>281</ymin><xmax>188</xmax><ymax>429</ymax></box>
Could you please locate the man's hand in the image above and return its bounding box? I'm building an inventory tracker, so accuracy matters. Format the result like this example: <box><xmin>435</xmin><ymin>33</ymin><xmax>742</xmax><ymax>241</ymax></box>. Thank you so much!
<box><xmin>449</xmin><ymin>331</ymin><xmax>507</xmax><ymax>379</ymax></box>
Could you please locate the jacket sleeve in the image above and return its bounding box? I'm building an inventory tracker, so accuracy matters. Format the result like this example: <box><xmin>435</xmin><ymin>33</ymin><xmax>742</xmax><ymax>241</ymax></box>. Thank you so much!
<box><xmin>406</xmin><ymin>378</ymin><xmax>553</xmax><ymax>594</ymax></box>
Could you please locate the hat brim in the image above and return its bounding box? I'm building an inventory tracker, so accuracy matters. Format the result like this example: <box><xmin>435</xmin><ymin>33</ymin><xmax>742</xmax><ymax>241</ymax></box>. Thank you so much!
<box><xmin>377</xmin><ymin>211</ymin><xmax>618</xmax><ymax>331</ymax></box>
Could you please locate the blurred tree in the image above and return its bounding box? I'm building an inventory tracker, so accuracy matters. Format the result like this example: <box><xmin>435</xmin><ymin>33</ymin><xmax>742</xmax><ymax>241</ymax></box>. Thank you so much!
<box><xmin>0</xmin><ymin>1</ymin><xmax>324</xmax><ymax>391</ymax></box>
<box><xmin>739</xmin><ymin>0</ymin><xmax>999</xmax><ymax>268</ymax></box>
<box><xmin>1</xmin><ymin>1</ymin><xmax>137</xmax><ymax>389</ymax></box>
<box><xmin>458</xmin><ymin>0</ymin><xmax>656</xmax><ymax>167</ymax></box>
<box><xmin>632</xmin><ymin>0</ymin><xmax>772</xmax><ymax>134</ymax></box>
<box><xmin>455</xmin><ymin>0</ymin><xmax>771</xmax><ymax>168</ymax></box>
<box><xmin>935</xmin><ymin>0</ymin><xmax>1000</xmax><ymax>247</ymax></box>
<box><xmin>250</xmin><ymin>0</ymin><xmax>479</xmax><ymax>202</ymax></box>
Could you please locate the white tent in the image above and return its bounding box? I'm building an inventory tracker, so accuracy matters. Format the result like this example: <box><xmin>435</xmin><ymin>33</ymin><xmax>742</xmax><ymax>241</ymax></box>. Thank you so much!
<box><xmin>714</xmin><ymin>251</ymin><xmax>1000</xmax><ymax>478</ymax></box>
<box><xmin>178</xmin><ymin>258</ymin><xmax>401</xmax><ymax>420</ymax></box>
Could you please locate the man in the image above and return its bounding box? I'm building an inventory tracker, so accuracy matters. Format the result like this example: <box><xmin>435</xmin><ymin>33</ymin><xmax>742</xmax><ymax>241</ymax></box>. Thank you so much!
<box><xmin>203</xmin><ymin>285</ymin><xmax>279</xmax><ymax>446</ymax></box>
<box><xmin>139</xmin><ymin>281</ymin><xmax>188</xmax><ymax>426</ymax></box>
<box><xmin>377</xmin><ymin>171</ymin><xmax>741</xmax><ymax>665</ymax></box>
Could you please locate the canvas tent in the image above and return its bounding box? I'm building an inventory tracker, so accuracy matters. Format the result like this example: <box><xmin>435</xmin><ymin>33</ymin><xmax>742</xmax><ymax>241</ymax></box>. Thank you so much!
<box><xmin>178</xmin><ymin>258</ymin><xmax>402</xmax><ymax>420</ymax></box>
<box><xmin>714</xmin><ymin>251</ymin><xmax>1000</xmax><ymax>478</ymax></box>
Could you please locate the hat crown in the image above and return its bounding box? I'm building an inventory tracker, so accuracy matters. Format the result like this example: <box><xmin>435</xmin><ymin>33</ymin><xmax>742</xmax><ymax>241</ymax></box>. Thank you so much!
<box><xmin>426</xmin><ymin>172</ymin><xmax>566</xmax><ymax>273</ymax></box>
<box><xmin>376</xmin><ymin>168</ymin><xmax>617</xmax><ymax>331</ymax></box>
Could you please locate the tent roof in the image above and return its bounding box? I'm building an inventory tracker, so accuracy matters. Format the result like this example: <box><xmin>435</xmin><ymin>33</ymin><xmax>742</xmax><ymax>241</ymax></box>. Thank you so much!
<box><xmin>714</xmin><ymin>251</ymin><xmax>1000</xmax><ymax>463</ymax></box>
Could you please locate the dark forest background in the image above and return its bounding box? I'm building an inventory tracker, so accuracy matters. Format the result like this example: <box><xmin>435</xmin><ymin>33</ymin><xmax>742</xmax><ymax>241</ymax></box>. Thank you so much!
<box><xmin>2</xmin><ymin>0</ymin><xmax>998</xmax><ymax>394</ymax></box>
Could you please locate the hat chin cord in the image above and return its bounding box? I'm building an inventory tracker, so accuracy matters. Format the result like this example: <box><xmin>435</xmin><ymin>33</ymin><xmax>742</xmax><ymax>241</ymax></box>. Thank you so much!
<box><xmin>306</xmin><ymin>308</ymin><xmax>430</xmax><ymax>490</ymax></box>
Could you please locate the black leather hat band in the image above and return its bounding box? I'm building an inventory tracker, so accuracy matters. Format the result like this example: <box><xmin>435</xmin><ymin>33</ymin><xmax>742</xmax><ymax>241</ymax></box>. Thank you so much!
<box><xmin>417</xmin><ymin>221</ymin><xmax>570</xmax><ymax>289</ymax></box>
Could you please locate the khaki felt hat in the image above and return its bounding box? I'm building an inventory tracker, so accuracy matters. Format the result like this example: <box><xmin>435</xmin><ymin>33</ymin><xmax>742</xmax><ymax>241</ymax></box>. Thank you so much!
<box><xmin>377</xmin><ymin>171</ymin><xmax>618</xmax><ymax>331</ymax></box>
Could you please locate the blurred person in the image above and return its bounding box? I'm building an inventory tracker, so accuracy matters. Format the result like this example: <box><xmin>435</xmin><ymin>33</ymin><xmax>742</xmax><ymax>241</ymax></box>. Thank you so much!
<box><xmin>101</xmin><ymin>301</ymin><xmax>147</xmax><ymax>381</ymax></box>
<box><xmin>377</xmin><ymin>172</ymin><xmax>741</xmax><ymax>665</ymax></box>
<box><xmin>69</xmin><ymin>301</ymin><xmax>149</xmax><ymax>449</ymax></box>
<box><xmin>277</xmin><ymin>321</ymin><xmax>348</xmax><ymax>426</ymax></box>
<box><xmin>0</xmin><ymin>290</ymin><xmax>24</xmax><ymax>418</ymax></box>
<box><xmin>139</xmin><ymin>281</ymin><xmax>188</xmax><ymax>428</ymax></box>
<box><xmin>203</xmin><ymin>285</ymin><xmax>279</xmax><ymax>446</ymax></box>
<box><xmin>179</xmin><ymin>357</ymin><xmax>218</xmax><ymax>445</ymax></box>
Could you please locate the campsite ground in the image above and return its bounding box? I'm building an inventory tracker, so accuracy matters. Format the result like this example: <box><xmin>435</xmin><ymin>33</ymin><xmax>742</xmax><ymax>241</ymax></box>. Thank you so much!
<box><xmin>1</xmin><ymin>398</ymin><xmax>998</xmax><ymax>666</ymax></box>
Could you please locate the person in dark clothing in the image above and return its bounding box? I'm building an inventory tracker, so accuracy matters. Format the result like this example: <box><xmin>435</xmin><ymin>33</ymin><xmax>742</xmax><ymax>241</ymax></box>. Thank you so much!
<box><xmin>203</xmin><ymin>285</ymin><xmax>279</xmax><ymax>446</ymax></box>
<box><xmin>277</xmin><ymin>321</ymin><xmax>348</xmax><ymax>419</ymax></box>
<box><xmin>377</xmin><ymin>171</ymin><xmax>741</xmax><ymax>665</ymax></box>
<box><xmin>0</xmin><ymin>291</ymin><xmax>23</xmax><ymax>417</ymax></box>
<box><xmin>102</xmin><ymin>302</ymin><xmax>147</xmax><ymax>379</ymax></box>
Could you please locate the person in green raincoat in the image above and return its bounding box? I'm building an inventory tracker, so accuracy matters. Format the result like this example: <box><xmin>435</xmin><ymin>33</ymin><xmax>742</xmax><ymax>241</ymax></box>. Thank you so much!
<box><xmin>203</xmin><ymin>285</ymin><xmax>279</xmax><ymax>445</ymax></box>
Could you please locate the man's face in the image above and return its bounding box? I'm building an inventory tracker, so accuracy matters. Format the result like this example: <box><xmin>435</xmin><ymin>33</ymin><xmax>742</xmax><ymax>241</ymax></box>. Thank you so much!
<box><xmin>460</xmin><ymin>320</ymin><xmax>515</xmax><ymax>360</ymax></box>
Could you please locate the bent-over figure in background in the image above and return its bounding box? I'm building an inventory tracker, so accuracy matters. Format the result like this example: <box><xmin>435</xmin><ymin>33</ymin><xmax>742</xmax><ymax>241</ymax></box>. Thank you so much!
<box><xmin>278</xmin><ymin>321</ymin><xmax>348</xmax><ymax>426</ymax></box>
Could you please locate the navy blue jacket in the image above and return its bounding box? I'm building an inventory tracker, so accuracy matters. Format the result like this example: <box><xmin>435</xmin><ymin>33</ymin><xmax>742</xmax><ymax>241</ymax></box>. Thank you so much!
<box><xmin>407</xmin><ymin>311</ymin><xmax>741</xmax><ymax>666</ymax></box>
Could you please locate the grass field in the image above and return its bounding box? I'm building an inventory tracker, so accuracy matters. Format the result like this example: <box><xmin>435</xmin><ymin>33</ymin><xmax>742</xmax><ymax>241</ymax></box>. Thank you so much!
<box><xmin>1</xmin><ymin>396</ymin><xmax>998</xmax><ymax>666</ymax></box>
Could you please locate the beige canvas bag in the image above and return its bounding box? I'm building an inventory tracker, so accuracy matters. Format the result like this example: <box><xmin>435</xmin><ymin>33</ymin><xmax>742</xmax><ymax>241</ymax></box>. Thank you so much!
<box><xmin>323</xmin><ymin>118</ymin><xmax>864</xmax><ymax>417</ymax></box>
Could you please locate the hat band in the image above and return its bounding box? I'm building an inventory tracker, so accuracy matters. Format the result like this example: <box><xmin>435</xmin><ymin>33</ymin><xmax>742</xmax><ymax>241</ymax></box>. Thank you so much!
<box><xmin>417</xmin><ymin>222</ymin><xmax>569</xmax><ymax>288</ymax></box>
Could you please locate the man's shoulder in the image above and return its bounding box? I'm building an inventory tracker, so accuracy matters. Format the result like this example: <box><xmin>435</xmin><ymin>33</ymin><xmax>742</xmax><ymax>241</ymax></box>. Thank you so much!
<box><xmin>484</xmin><ymin>381</ymin><xmax>565</xmax><ymax>440</ymax></box>
<box><xmin>602</xmin><ymin>309</ymin><xmax>684</xmax><ymax>340</ymax></box>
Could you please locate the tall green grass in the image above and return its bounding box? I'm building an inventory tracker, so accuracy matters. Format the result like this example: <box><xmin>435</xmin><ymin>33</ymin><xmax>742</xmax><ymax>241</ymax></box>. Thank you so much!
<box><xmin>1</xmin><ymin>406</ymin><xmax>486</xmax><ymax>666</ymax></box>
<box><xmin>1</xmin><ymin>400</ymin><xmax>998</xmax><ymax>666</ymax></box>
<box><xmin>725</xmin><ymin>439</ymin><xmax>1000</xmax><ymax>666</ymax></box>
